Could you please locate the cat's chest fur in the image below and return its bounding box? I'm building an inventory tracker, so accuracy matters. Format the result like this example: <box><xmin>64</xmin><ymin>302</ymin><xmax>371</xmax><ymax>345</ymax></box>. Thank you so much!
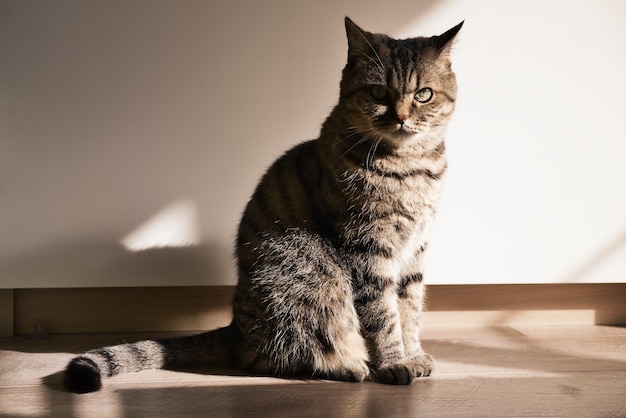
<box><xmin>335</xmin><ymin>144</ymin><xmax>447</xmax><ymax>279</ymax></box>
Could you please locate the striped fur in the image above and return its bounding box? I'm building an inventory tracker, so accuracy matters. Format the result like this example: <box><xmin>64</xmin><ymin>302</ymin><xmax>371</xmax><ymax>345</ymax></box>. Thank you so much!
<box><xmin>64</xmin><ymin>17</ymin><xmax>462</xmax><ymax>393</ymax></box>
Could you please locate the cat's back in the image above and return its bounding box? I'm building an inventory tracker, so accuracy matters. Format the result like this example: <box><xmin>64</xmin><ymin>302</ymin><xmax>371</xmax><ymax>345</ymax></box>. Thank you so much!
<box><xmin>237</xmin><ymin>139</ymin><xmax>330</xmax><ymax>245</ymax></box>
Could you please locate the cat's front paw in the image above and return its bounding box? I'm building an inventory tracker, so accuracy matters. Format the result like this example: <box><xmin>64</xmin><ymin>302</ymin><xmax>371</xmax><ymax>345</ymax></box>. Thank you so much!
<box><xmin>377</xmin><ymin>353</ymin><xmax>433</xmax><ymax>385</ymax></box>
<box><xmin>323</xmin><ymin>362</ymin><xmax>370</xmax><ymax>383</ymax></box>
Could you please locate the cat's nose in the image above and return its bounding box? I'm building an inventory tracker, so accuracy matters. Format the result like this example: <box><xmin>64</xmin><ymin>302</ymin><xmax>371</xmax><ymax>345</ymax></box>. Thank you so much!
<box><xmin>397</xmin><ymin>114</ymin><xmax>409</xmax><ymax>124</ymax></box>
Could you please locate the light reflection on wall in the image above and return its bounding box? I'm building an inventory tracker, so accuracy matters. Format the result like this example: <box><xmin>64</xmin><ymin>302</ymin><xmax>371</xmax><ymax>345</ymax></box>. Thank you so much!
<box><xmin>120</xmin><ymin>199</ymin><xmax>201</xmax><ymax>252</ymax></box>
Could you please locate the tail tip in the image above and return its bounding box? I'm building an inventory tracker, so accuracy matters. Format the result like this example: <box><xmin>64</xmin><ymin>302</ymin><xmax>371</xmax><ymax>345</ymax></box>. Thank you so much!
<box><xmin>64</xmin><ymin>357</ymin><xmax>103</xmax><ymax>393</ymax></box>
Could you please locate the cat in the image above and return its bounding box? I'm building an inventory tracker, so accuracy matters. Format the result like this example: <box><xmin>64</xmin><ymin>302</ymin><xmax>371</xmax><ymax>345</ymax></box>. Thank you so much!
<box><xmin>64</xmin><ymin>17</ymin><xmax>463</xmax><ymax>393</ymax></box>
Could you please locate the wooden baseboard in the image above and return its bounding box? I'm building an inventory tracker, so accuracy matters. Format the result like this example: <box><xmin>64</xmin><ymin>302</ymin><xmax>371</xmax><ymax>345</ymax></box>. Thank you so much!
<box><xmin>13</xmin><ymin>286</ymin><xmax>234</xmax><ymax>336</ymax></box>
<box><xmin>8</xmin><ymin>284</ymin><xmax>626</xmax><ymax>336</ymax></box>
<box><xmin>425</xmin><ymin>283</ymin><xmax>626</xmax><ymax>327</ymax></box>
<box><xmin>0</xmin><ymin>289</ymin><xmax>14</xmax><ymax>338</ymax></box>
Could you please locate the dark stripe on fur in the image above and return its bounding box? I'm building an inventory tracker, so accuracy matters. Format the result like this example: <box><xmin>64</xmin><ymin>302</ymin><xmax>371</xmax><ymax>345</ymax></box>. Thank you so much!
<box><xmin>369</xmin><ymin>165</ymin><xmax>446</xmax><ymax>181</ymax></box>
<box><xmin>353</xmin><ymin>272</ymin><xmax>395</xmax><ymax>304</ymax></box>
<box><xmin>398</xmin><ymin>273</ymin><xmax>424</xmax><ymax>297</ymax></box>
<box><xmin>98</xmin><ymin>348</ymin><xmax>116</xmax><ymax>377</ymax></box>
<box><xmin>349</xmin><ymin>239</ymin><xmax>394</xmax><ymax>258</ymax></box>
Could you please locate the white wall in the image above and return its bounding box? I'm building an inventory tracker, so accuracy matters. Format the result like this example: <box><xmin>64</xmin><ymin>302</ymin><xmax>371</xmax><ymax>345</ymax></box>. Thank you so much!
<box><xmin>1</xmin><ymin>0</ymin><xmax>624</xmax><ymax>288</ymax></box>
<box><xmin>419</xmin><ymin>0</ymin><xmax>626</xmax><ymax>284</ymax></box>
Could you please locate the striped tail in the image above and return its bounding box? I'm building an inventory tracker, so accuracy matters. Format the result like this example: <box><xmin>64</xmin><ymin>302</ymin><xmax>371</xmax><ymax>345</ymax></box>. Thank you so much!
<box><xmin>64</xmin><ymin>326</ymin><xmax>238</xmax><ymax>393</ymax></box>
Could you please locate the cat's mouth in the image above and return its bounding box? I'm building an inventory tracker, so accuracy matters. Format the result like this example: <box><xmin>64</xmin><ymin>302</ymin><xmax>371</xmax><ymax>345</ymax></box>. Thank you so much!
<box><xmin>399</xmin><ymin>124</ymin><xmax>418</xmax><ymax>134</ymax></box>
<box><xmin>369</xmin><ymin>120</ymin><xmax>422</xmax><ymax>147</ymax></box>
<box><xmin>380</xmin><ymin>129</ymin><xmax>420</xmax><ymax>148</ymax></box>
<box><xmin>394</xmin><ymin>122</ymin><xmax>420</xmax><ymax>135</ymax></box>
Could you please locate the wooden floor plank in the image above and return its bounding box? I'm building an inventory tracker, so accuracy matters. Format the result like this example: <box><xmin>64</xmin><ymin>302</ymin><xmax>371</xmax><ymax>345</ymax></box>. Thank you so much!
<box><xmin>1</xmin><ymin>372</ymin><xmax>624</xmax><ymax>418</ymax></box>
<box><xmin>1</xmin><ymin>326</ymin><xmax>625</xmax><ymax>418</ymax></box>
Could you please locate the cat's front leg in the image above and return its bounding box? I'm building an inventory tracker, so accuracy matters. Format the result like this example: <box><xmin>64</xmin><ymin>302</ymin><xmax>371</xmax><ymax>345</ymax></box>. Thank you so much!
<box><xmin>353</xmin><ymin>271</ymin><xmax>410</xmax><ymax>382</ymax></box>
<box><xmin>398</xmin><ymin>274</ymin><xmax>428</xmax><ymax>357</ymax></box>
<box><xmin>354</xmin><ymin>270</ymin><xmax>433</xmax><ymax>385</ymax></box>
<box><xmin>393</xmin><ymin>275</ymin><xmax>433</xmax><ymax>381</ymax></box>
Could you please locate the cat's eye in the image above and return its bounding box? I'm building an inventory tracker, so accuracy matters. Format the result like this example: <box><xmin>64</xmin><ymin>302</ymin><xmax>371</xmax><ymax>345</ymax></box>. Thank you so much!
<box><xmin>370</xmin><ymin>86</ymin><xmax>389</xmax><ymax>101</ymax></box>
<box><xmin>414</xmin><ymin>87</ymin><xmax>433</xmax><ymax>103</ymax></box>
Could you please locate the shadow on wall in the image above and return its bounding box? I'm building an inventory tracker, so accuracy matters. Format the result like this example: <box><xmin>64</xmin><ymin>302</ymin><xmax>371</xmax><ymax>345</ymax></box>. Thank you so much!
<box><xmin>0</xmin><ymin>242</ymin><xmax>230</xmax><ymax>288</ymax></box>
<box><xmin>1</xmin><ymin>198</ymin><xmax>233</xmax><ymax>287</ymax></box>
<box><xmin>0</xmin><ymin>242</ymin><xmax>229</xmax><ymax>288</ymax></box>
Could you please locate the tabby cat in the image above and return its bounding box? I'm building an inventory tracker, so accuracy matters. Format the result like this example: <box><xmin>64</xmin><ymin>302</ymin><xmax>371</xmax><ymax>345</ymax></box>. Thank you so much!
<box><xmin>65</xmin><ymin>17</ymin><xmax>463</xmax><ymax>393</ymax></box>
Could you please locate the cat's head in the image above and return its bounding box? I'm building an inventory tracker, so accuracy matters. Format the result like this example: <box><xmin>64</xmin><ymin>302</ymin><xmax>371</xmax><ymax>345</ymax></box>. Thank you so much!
<box><xmin>339</xmin><ymin>17</ymin><xmax>463</xmax><ymax>149</ymax></box>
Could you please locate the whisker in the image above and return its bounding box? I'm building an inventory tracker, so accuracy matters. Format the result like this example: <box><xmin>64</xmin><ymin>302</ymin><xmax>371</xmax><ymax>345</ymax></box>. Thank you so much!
<box><xmin>334</xmin><ymin>136</ymin><xmax>370</xmax><ymax>165</ymax></box>
<box><xmin>355</xmin><ymin>51</ymin><xmax>385</xmax><ymax>75</ymax></box>
<box><xmin>365</xmin><ymin>137</ymin><xmax>382</xmax><ymax>172</ymax></box>
<box><xmin>354</xmin><ymin>30</ymin><xmax>386</xmax><ymax>76</ymax></box>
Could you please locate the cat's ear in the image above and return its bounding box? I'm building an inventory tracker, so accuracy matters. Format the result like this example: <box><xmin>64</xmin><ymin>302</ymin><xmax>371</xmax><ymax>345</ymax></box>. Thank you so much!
<box><xmin>432</xmin><ymin>21</ymin><xmax>464</xmax><ymax>61</ymax></box>
<box><xmin>344</xmin><ymin>17</ymin><xmax>376</xmax><ymax>62</ymax></box>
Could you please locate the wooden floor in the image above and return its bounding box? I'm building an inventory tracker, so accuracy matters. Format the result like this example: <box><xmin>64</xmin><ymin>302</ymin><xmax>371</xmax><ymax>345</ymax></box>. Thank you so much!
<box><xmin>1</xmin><ymin>326</ymin><xmax>625</xmax><ymax>418</ymax></box>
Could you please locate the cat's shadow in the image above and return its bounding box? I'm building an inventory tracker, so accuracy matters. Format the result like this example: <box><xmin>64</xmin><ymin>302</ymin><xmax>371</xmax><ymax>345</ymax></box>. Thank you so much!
<box><xmin>42</xmin><ymin>371</ymin><xmax>69</xmax><ymax>393</ymax></box>
<box><xmin>42</xmin><ymin>365</ymin><xmax>272</xmax><ymax>394</ymax></box>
